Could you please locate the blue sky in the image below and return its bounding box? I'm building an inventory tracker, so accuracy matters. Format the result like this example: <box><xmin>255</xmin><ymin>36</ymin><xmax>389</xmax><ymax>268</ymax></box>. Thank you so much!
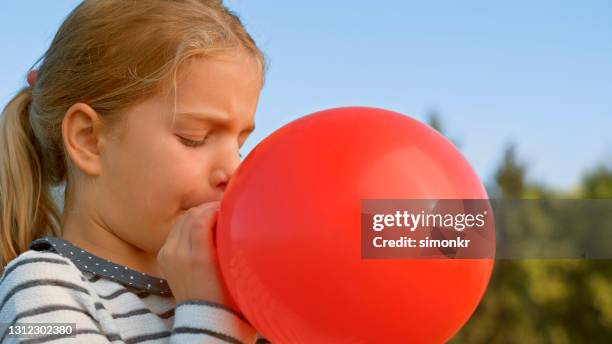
<box><xmin>1</xmin><ymin>1</ymin><xmax>610</xmax><ymax>191</ymax></box>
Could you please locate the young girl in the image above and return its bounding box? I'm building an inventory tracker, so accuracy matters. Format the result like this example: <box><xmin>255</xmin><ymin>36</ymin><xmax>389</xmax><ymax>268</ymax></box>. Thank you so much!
<box><xmin>0</xmin><ymin>1</ymin><xmax>268</xmax><ymax>343</ymax></box>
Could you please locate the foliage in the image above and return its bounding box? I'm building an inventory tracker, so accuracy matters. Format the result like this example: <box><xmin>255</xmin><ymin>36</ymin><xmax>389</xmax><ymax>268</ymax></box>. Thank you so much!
<box><xmin>449</xmin><ymin>145</ymin><xmax>612</xmax><ymax>343</ymax></box>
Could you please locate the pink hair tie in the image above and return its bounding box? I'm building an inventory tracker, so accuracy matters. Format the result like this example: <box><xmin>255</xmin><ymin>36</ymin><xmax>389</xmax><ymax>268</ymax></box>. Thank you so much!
<box><xmin>27</xmin><ymin>69</ymin><xmax>38</xmax><ymax>87</ymax></box>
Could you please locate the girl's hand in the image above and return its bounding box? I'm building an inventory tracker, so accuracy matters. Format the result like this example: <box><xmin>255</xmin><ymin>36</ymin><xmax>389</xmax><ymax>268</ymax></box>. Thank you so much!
<box><xmin>157</xmin><ymin>201</ymin><xmax>232</xmax><ymax>308</ymax></box>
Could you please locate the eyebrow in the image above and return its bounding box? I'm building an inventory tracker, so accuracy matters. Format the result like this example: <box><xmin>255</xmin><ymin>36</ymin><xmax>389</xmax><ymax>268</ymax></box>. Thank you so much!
<box><xmin>176</xmin><ymin>111</ymin><xmax>256</xmax><ymax>134</ymax></box>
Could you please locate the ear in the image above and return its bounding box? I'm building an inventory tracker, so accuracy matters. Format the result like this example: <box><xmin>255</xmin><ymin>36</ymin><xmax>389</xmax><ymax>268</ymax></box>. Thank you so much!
<box><xmin>62</xmin><ymin>102</ymin><xmax>106</xmax><ymax>176</ymax></box>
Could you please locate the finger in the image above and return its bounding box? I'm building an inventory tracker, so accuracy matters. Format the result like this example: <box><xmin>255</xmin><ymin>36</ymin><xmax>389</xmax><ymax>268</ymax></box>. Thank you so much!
<box><xmin>177</xmin><ymin>209</ymin><xmax>196</xmax><ymax>258</ymax></box>
<box><xmin>180</xmin><ymin>201</ymin><xmax>219</xmax><ymax>257</ymax></box>
<box><xmin>191</xmin><ymin>200</ymin><xmax>220</xmax><ymax>215</ymax></box>
<box><xmin>191</xmin><ymin>201</ymin><xmax>220</xmax><ymax>238</ymax></box>
<box><xmin>161</xmin><ymin>209</ymin><xmax>189</xmax><ymax>253</ymax></box>
<box><xmin>191</xmin><ymin>203</ymin><xmax>220</xmax><ymax>254</ymax></box>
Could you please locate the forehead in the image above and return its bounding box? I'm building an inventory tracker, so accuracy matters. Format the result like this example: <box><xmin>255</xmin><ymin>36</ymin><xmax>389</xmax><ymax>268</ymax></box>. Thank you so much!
<box><xmin>169</xmin><ymin>52</ymin><xmax>262</xmax><ymax>125</ymax></box>
<box><xmin>117</xmin><ymin>51</ymin><xmax>262</xmax><ymax>140</ymax></box>
<box><xmin>175</xmin><ymin>51</ymin><xmax>261</xmax><ymax>100</ymax></box>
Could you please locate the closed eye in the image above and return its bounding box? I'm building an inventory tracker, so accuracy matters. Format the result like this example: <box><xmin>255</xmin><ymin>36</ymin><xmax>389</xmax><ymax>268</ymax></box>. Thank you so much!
<box><xmin>178</xmin><ymin>135</ymin><xmax>208</xmax><ymax>148</ymax></box>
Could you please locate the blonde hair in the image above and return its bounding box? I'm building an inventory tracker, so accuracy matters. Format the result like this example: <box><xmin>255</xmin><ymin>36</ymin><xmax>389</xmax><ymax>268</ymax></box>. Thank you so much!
<box><xmin>0</xmin><ymin>0</ymin><xmax>266</xmax><ymax>273</ymax></box>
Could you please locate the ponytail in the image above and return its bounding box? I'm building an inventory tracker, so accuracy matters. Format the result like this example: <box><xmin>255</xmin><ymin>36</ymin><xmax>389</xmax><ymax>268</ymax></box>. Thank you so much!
<box><xmin>0</xmin><ymin>86</ymin><xmax>61</xmax><ymax>274</ymax></box>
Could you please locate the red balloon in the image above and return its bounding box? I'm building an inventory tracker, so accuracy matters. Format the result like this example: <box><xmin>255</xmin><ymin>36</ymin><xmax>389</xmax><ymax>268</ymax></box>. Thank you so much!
<box><xmin>218</xmin><ymin>107</ymin><xmax>494</xmax><ymax>343</ymax></box>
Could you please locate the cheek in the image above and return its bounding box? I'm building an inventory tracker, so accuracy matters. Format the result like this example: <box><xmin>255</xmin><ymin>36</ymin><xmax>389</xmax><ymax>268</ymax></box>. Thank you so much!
<box><xmin>143</xmin><ymin>143</ymin><xmax>212</xmax><ymax>211</ymax></box>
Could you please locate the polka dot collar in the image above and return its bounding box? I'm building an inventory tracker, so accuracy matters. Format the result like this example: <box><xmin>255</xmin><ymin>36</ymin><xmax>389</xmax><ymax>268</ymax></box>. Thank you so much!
<box><xmin>29</xmin><ymin>236</ymin><xmax>172</xmax><ymax>296</ymax></box>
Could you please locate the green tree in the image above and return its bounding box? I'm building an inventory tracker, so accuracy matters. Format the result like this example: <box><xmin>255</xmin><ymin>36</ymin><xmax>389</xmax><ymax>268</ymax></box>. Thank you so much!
<box><xmin>448</xmin><ymin>142</ymin><xmax>612</xmax><ymax>343</ymax></box>
<box><xmin>427</xmin><ymin>109</ymin><xmax>444</xmax><ymax>134</ymax></box>
<box><xmin>425</xmin><ymin>109</ymin><xmax>461</xmax><ymax>148</ymax></box>
<box><xmin>582</xmin><ymin>165</ymin><xmax>612</xmax><ymax>198</ymax></box>
<box><xmin>493</xmin><ymin>144</ymin><xmax>526</xmax><ymax>198</ymax></box>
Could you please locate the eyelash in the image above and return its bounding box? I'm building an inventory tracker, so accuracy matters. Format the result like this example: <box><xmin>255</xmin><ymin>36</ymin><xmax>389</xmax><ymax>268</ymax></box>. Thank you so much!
<box><xmin>179</xmin><ymin>135</ymin><xmax>244</xmax><ymax>158</ymax></box>
<box><xmin>180</xmin><ymin>136</ymin><xmax>208</xmax><ymax>148</ymax></box>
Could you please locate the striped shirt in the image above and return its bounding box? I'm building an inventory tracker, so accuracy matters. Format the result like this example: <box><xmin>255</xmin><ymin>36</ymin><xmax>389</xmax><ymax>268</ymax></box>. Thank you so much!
<box><xmin>0</xmin><ymin>236</ymin><xmax>267</xmax><ymax>343</ymax></box>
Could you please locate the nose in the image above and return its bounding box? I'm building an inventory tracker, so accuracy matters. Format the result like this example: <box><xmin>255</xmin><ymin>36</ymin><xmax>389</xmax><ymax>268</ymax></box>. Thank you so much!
<box><xmin>209</xmin><ymin>146</ymin><xmax>241</xmax><ymax>191</ymax></box>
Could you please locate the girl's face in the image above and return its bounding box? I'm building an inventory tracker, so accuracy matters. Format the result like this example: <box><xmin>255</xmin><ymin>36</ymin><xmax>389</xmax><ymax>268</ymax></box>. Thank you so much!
<box><xmin>97</xmin><ymin>52</ymin><xmax>261</xmax><ymax>254</ymax></box>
